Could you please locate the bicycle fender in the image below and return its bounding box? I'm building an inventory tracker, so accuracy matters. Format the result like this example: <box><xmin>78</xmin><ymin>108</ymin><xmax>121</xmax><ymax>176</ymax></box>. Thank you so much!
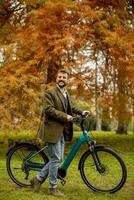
<box><xmin>6</xmin><ymin>141</ymin><xmax>38</xmax><ymax>156</ymax></box>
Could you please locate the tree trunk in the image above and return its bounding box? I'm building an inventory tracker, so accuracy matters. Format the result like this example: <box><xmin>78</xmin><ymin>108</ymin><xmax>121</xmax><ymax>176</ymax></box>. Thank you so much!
<box><xmin>96</xmin><ymin>114</ymin><xmax>102</xmax><ymax>131</ymax></box>
<box><xmin>47</xmin><ymin>60</ymin><xmax>61</xmax><ymax>83</ymax></box>
<box><xmin>116</xmin><ymin>92</ymin><xmax>129</xmax><ymax>134</ymax></box>
<box><xmin>94</xmin><ymin>55</ymin><xmax>102</xmax><ymax>131</ymax></box>
<box><xmin>116</xmin><ymin>120</ymin><xmax>128</xmax><ymax>134</ymax></box>
<box><xmin>115</xmin><ymin>66</ymin><xmax>130</xmax><ymax>134</ymax></box>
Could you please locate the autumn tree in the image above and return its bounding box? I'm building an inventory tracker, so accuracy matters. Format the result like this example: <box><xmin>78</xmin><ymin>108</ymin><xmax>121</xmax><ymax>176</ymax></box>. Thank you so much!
<box><xmin>0</xmin><ymin>0</ymin><xmax>49</xmax><ymax>130</ymax></box>
<box><xmin>0</xmin><ymin>0</ymin><xmax>134</xmax><ymax>134</ymax></box>
<box><xmin>0</xmin><ymin>0</ymin><xmax>86</xmax><ymax>130</ymax></box>
<box><xmin>72</xmin><ymin>0</ymin><xmax>134</xmax><ymax>133</ymax></box>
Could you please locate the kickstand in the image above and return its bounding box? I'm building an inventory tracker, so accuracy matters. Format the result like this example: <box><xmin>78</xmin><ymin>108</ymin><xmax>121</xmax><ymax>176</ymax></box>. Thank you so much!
<box><xmin>24</xmin><ymin>171</ymin><xmax>29</xmax><ymax>180</ymax></box>
<box><xmin>57</xmin><ymin>172</ymin><xmax>66</xmax><ymax>186</ymax></box>
<box><xmin>61</xmin><ymin>179</ymin><xmax>66</xmax><ymax>186</ymax></box>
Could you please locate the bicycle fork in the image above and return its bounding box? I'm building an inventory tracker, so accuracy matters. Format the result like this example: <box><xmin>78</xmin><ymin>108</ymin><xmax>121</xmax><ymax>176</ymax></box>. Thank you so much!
<box><xmin>88</xmin><ymin>143</ymin><xmax>105</xmax><ymax>173</ymax></box>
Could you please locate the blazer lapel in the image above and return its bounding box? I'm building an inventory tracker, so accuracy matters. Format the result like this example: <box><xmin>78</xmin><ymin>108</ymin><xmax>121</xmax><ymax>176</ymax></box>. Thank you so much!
<box><xmin>66</xmin><ymin>91</ymin><xmax>72</xmax><ymax>113</ymax></box>
<box><xmin>56</xmin><ymin>87</ymin><xmax>66</xmax><ymax>111</ymax></box>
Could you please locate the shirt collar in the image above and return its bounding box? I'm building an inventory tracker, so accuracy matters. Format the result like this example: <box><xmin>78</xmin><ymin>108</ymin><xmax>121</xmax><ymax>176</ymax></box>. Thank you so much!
<box><xmin>56</xmin><ymin>84</ymin><xmax>67</xmax><ymax>94</ymax></box>
<box><xmin>56</xmin><ymin>85</ymin><xmax>67</xmax><ymax>98</ymax></box>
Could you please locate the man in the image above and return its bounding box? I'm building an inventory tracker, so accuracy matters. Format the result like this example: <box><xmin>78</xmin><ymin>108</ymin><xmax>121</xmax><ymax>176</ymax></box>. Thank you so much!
<box><xmin>30</xmin><ymin>68</ymin><xmax>89</xmax><ymax>196</ymax></box>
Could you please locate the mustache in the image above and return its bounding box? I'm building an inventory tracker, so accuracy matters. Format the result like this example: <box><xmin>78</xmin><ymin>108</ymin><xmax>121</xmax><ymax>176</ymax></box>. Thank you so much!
<box><xmin>58</xmin><ymin>80</ymin><xmax>65</xmax><ymax>83</ymax></box>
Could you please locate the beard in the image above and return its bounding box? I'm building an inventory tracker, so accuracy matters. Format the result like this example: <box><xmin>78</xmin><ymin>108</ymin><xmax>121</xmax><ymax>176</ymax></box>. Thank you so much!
<box><xmin>57</xmin><ymin>81</ymin><xmax>66</xmax><ymax>88</ymax></box>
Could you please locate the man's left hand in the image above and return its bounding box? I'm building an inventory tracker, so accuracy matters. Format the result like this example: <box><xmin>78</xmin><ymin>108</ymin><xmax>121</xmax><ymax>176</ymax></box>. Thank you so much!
<box><xmin>82</xmin><ymin>110</ymin><xmax>90</xmax><ymax>116</ymax></box>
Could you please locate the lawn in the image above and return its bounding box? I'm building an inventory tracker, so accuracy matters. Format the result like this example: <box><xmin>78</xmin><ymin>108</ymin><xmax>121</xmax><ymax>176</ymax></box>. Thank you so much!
<box><xmin>0</xmin><ymin>131</ymin><xmax>134</xmax><ymax>200</ymax></box>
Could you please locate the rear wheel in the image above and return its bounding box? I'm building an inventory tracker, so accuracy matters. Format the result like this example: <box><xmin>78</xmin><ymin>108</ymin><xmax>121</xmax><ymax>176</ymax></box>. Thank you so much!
<box><xmin>6</xmin><ymin>143</ymin><xmax>49</xmax><ymax>187</ymax></box>
<box><xmin>79</xmin><ymin>146</ymin><xmax>127</xmax><ymax>193</ymax></box>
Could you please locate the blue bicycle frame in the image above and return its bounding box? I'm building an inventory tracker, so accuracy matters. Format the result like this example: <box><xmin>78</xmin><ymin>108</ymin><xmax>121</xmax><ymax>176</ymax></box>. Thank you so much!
<box><xmin>24</xmin><ymin>130</ymin><xmax>91</xmax><ymax>172</ymax></box>
<box><xmin>61</xmin><ymin>130</ymin><xmax>91</xmax><ymax>171</ymax></box>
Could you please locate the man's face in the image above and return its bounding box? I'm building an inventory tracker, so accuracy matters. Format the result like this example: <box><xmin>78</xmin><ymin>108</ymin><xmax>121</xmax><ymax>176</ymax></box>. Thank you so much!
<box><xmin>56</xmin><ymin>72</ymin><xmax>68</xmax><ymax>88</ymax></box>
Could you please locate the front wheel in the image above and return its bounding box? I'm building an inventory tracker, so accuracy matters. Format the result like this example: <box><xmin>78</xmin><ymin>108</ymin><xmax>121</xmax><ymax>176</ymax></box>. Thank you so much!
<box><xmin>79</xmin><ymin>146</ymin><xmax>127</xmax><ymax>193</ymax></box>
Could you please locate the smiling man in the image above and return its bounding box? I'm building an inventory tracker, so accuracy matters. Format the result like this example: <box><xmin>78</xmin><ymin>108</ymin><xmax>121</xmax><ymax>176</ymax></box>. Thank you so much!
<box><xmin>30</xmin><ymin>68</ymin><xmax>88</xmax><ymax>196</ymax></box>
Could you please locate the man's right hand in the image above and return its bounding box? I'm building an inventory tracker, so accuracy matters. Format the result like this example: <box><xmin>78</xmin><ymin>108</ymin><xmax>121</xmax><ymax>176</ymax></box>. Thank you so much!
<box><xmin>67</xmin><ymin>115</ymin><xmax>74</xmax><ymax>122</ymax></box>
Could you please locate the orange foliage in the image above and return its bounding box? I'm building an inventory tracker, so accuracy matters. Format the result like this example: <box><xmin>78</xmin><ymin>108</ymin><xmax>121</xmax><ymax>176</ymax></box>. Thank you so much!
<box><xmin>0</xmin><ymin>0</ymin><xmax>134</xmax><ymax>133</ymax></box>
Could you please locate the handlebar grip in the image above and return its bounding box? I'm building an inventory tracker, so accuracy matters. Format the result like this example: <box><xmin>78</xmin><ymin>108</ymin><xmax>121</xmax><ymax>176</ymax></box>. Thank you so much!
<box><xmin>73</xmin><ymin>114</ymin><xmax>91</xmax><ymax>131</ymax></box>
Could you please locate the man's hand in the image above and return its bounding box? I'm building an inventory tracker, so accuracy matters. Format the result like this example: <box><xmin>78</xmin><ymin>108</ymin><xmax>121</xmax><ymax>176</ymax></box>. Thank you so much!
<box><xmin>82</xmin><ymin>110</ymin><xmax>90</xmax><ymax>116</ymax></box>
<box><xmin>67</xmin><ymin>115</ymin><xmax>74</xmax><ymax>122</ymax></box>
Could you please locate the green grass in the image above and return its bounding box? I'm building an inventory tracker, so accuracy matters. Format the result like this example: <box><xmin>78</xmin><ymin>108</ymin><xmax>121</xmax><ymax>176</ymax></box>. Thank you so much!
<box><xmin>0</xmin><ymin>130</ymin><xmax>134</xmax><ymax>200</ymax></box>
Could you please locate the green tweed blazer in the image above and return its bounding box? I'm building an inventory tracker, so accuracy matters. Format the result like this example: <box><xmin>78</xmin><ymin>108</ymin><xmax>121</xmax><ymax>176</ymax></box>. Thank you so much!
<box><xmin>42</xmin><ymin>86</ymin><xmax>82</xmax><ymax>143</ymax></box>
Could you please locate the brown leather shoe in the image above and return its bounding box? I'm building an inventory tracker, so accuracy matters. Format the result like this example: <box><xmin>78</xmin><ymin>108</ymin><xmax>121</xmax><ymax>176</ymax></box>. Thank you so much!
<box><xmin>30</xmin><ymin>176</ymin><xmax>41</xmax><ymax>193</ymax></box>
<box><xmin>48</xmin><ymin>188</ymin><xmax>64</xmax><ymax>196</ymax></box>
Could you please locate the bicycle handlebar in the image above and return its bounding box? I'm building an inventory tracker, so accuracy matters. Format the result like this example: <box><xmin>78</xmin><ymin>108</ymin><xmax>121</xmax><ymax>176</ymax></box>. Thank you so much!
<box><xmin>73</xmin><ymin>114</ymin><xmax>90</xmax><ymax>131</ymax></box>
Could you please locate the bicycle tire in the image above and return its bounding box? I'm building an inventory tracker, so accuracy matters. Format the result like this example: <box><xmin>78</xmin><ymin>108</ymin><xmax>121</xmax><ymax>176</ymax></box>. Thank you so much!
<box><xmin>79</xmin><ymin>146</ymin><xmax>127</xmax><ymax>193</ymax></box>
<box><xmin>6</xmin><ymin>142</ymin><xmax>49</xmax><ymax>187</ymax></box>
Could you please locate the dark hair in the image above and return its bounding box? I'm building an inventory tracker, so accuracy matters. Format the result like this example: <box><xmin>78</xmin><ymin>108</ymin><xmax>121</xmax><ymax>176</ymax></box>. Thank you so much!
<box><xmin>57</xmin><ymin>68</ymin><xmax>70</xmax><ymax>76</ymax></box>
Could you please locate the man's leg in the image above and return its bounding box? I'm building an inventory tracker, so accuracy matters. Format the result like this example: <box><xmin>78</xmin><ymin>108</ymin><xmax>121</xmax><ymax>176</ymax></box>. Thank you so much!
<box><xmin>48</xmin><ymin>134</ymin><xmax>64</xmax><ymax>188</ymax></box>
<box><xmin>30</xmin><ymin>150</ymin><xmax>49</xmax><ymax>193</ymax></box>
<box><xmin>30</xmin><ymin>134</ymin><xmax>64</xmax><ymax>195</ymax></box>
<box><xmin>47</xmin><ymin>134</ymin><xmax>64</xmax><ymax>196</ymax></box>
